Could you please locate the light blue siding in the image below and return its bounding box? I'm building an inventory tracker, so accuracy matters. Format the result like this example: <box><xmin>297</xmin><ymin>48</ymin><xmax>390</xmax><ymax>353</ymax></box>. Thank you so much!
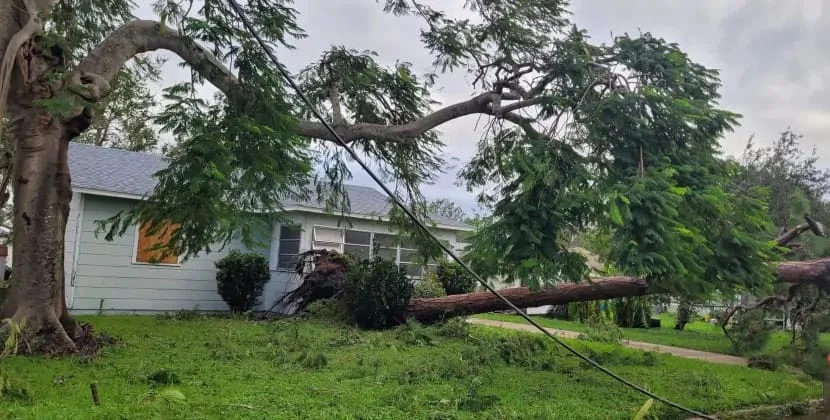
<box><xmin>67</xmin><ymin>193</ymin><xmax>468</xmax><ymax>315</ymax></box>
<box><xmin>68</xmin><ymin>195</ymin><xmax>262</xmax><ymax>314</ymax></box>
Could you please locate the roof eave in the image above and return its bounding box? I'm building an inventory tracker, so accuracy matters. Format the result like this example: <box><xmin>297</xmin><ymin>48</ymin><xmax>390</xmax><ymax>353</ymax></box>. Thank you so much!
<box><xmin>72</xmin><ymin>187</ymin><xmax>475</xmax><ymax>232</ymax></box>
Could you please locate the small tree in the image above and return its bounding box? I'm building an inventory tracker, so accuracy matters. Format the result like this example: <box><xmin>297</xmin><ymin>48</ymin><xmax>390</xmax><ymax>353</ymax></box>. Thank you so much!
<box><xmin>215</xmin><ymin>251</ymin><xmax>270</xmax><ymax>313</ymax></box>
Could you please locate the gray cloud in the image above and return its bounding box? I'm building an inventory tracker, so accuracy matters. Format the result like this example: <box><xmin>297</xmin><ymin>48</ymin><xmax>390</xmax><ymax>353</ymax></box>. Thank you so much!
<box><xmin>134</xmin><ymin>1</ymin><xmax>830</xmax><ymax>214</ymax></box>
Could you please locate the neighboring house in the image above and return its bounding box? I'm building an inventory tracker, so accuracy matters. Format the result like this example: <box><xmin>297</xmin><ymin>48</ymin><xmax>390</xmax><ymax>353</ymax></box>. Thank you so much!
<box><xmin>64</xmin><ymin>143</ymin><xmax>473</xmax><ymax>314</ymax></box>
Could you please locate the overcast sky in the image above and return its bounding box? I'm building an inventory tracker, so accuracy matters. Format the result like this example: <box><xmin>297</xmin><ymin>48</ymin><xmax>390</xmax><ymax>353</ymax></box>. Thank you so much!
<box><xmin>136</xmin><ymin>1</ymin><xmax>830</xmax><ymax>214</ymax></box>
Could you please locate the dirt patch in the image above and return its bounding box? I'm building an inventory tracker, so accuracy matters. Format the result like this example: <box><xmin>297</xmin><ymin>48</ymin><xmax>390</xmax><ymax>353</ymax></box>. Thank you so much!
<box><xmin>72</xmin><ymin>322</ymin><xmax>115</xmax><ymax>357</ymax></box>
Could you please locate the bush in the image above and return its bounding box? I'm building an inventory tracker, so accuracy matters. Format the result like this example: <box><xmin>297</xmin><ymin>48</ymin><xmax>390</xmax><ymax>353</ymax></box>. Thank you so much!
<box><xmin>215</xmin><ymin>251</ymin><xmax>270</xmax><ymax>313</ymax></box>
<box><xmin>436</xmin><ymin>261</ymin><xmax>476</xmax><ymax>295</ymax></box>
<box><xmin>345</xmin><ymin>258</ymin><xmax>413</xmax><ymax>329</ymax></box>
<box><xmin>728</xmin><ymin>310</ymin><xmax>772</xmax><ymax>354</ymax></box>
<box><xmin>412</xmin><ymin>272</ymin><xmax>446</xmax><ymax>298</ymax></box>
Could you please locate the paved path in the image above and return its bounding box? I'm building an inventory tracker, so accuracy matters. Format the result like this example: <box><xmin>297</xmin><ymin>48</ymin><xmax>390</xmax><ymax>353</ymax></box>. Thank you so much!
<box><xmin>467</xmin><ymin>318</ymin><xmax>748</xmax><ymax>366</ymax></box>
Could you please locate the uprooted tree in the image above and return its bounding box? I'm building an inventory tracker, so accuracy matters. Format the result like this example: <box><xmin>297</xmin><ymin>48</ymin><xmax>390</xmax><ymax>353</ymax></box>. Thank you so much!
<box><xmin>0</xmin><ymin>0</ymin><xmax>817</xmax><ymax>353</ymax></box>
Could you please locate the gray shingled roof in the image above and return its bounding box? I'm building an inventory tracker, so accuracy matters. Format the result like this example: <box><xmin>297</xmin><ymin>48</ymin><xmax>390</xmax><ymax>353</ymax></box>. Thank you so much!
<box><xmin>68</xmin><ymin>143</ymin><xmax>470</xmax><ymax>229</ymax></box>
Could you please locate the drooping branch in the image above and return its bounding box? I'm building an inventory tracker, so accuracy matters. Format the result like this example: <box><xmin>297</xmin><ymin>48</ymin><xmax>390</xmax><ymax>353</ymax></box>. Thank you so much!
<box><xmin>75</xmin><ymin>20</ymin><xmax>548</xmax><ymax>144</ymax></box>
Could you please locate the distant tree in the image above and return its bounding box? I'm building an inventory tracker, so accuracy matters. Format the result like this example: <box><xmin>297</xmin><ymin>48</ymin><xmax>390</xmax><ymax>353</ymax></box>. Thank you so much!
<box><xmin>75</xmin><ymin>67</ymin><xmax>161</xmax><ymax>152</ymax></box>
<box><xmin>737</xmin><ymin>130</ymin><xmax>830</xmax><ymax>258</ymax></box>
<box><xmin>428</xmin><ymin>198</ymin><xmax>466</xmax><ymax>223</ymax></box>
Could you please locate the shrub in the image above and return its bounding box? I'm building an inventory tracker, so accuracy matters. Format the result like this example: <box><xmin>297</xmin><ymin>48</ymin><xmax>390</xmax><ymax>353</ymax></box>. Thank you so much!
<box><xmin>728</xmin><ymin>310</ymin><xmax>772</xmax><ymax>354</ymax></box>
<box><xmin>344</xmin><ymin>258</ymin><xmax>413</xmax><ymax>329</ymax></box>
<box><xmin>436</xmin><ymin>260</ymin><xmax>476</xmax><ymax>295</ymax></box>
<box><xmin>412</xmin><ymin>272</ymin><xmax>446</xmax><ymax>298</ymax></box>
<box><xmin>215</xmin><ymin>251</ymin><xmax>270</xmax><ymax>313</ymax></box>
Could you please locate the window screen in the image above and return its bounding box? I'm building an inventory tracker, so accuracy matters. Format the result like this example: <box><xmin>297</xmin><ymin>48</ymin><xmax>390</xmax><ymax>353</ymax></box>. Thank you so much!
<box><xmin>276</xmin><ymin>225</ymin><xmax>301</xmax><ymax>269</ymax></box>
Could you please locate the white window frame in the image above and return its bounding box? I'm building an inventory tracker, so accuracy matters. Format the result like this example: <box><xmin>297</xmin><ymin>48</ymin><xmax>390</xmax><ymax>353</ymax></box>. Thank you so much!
<box><xmin>131</xmin><ymin>223</ymin><xmax>183</xmax><ymax>267</ymax></box>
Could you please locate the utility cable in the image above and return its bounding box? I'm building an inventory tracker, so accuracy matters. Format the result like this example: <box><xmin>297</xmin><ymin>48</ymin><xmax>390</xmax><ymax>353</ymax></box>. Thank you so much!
<box><xmin>225</xmin><ymin>2</ymin><xmax>716</xmax><ymax>418</ymax></box>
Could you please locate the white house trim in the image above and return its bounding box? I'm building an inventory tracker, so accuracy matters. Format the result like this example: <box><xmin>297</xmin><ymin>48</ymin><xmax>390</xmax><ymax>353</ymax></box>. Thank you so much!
<box><xmin>68</xmin><ymin>193</ymin><xmax>85</xmax><ymax>309</ymax></box>
<box><xmin>72</xmin><ymin>187</ymin><xmax>145</xmax><ymax>201</ymax></box>
<box><xmin>70</xmin><ymin>187</ymin><xmax>474</xmax><ymax>233</ymax></box>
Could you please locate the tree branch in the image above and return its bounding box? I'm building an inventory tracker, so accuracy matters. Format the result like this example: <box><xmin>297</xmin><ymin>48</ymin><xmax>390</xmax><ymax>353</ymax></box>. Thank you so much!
<box><xmin>75</xmin><ymin>20</ymin><xmax>547</xmax><ymax>144</ymax></box>
<box><xmin>76</xmin><ymin>20</ymin><xmax>236</xmax><ymax>94</ymax></box>
<box><xmin>0</xmin><ymin>0</ymin><xmax>41</xmax><ymax>145</ymax></box>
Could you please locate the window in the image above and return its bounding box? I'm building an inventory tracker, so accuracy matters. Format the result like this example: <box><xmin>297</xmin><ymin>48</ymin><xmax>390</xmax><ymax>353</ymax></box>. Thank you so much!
<box><xmin>398</xmin><ymin>247</ymin><xmax>424</xmax><ymax>278</ymax></box>
<box><xmin>308</xmin><ymin>225</ymin><xmax>440</xmax><ymax>278</ymax></box>
<box><xmin>343</xmin><ymin>229</ymin><xmax>371</xmax><ymax>259</ymax></box>
<box><xmin>312</xmin><ymin>226</ymin><xmax>342</xmax><ymax>251</ymax></box>
<box><xmin>373</xmin><ymin>233</ymin><xmax>398</xmax><ymax>261</ymax></box>
<box><xmin>276</xmin><ymin>225</ymin><xmax>301</xmax><ymax>269</ymax></box>
<box><xmin>134</xmin><ymin>221</ymin><xmax>180</xmax><ymax>265</ymax></box>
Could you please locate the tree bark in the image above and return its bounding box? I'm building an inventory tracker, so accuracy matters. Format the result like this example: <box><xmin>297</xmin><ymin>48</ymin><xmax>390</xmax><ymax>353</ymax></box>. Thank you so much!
<box><xmin>0</xmin><ymin>107</ymin><xmax>80</xmax><ymax>354</ymax></box>
<box><xmin>405</xmin><ymin>258</ymin><xmax>830</xmax><ymax>323</ymax></box>
<box><xmin>406</xmin><ymin>277</ymin><xmax>648</xmax><ymax>323</ymax></box>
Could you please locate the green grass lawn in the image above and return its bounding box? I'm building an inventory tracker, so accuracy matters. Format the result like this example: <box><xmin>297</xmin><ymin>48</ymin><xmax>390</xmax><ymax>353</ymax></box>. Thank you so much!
<box><xmin>474</xmin><ymin>312</ymin><xmax>830</xmax><ymax>355</ymax></box>
<box><xmin>0</xmin><ymin>315</ymin><xmax>821</xmax><ymax>419</ymax></box>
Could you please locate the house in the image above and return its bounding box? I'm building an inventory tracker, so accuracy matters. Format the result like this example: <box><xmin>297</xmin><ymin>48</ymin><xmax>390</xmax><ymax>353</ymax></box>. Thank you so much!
<box><xmin>64</xmin><ymin>143</ymin><xmax>473</xmax><ymax>314</ymax></box>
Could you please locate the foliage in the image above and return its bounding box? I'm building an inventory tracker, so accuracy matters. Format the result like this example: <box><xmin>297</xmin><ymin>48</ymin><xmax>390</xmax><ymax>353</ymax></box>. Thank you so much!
<box><xmin>727</xmin><ymin>310</ymin><xmax>772</xmax><ymax>354</ymax></box>
<box><xmin>214</xmin><ymin>251</ymin><xmax>270</xmax><ymax>313</ymax></box>
<box><xmin>1</xmin><ymin>318</ymin><xmax>26</xmax><ymax>357</ymax></box>
<box><xmin>75</xmin><ymin>67</ymin><xmax>161</xmax><ymax>152</ymax></box>
<box><xmin>614</xmin><ymin>297</ymin><xmax>652</xmax><ymax>329</ymax></box>
<box><xmin>567</xmin><ymin>300</ymin><xmax>611</xmax><ymax>323</ymax></box>
<box><xmin>427</xmin><ymin>199</ymin><xmax>467</xmax><ymax>223</ymax></box>
<box><xmin>436</xmin><ymin>317</ymin><xmax>471</xmax><ymax>339</ymax></box>
<box><xmin>44</xmin><ymin>1</ymin><xmax>161</xmax><ymax>152</ymax></box>
<box><xmin>412</xmin><ymin>272</ymin><xmax>446</xmax><ymax>299</ymax></box>
<box><xmin>344</xmin><ymin>258</ymin><xmax>413</xmax><ymax>329</ymax></box>
<box><xmin>27</xmin><ymin>0</ymin><xmax>775</xmax><ymax>307</ymax></box>
<box><xmin>303</xmin><ymin>298</ymin><xmax>353</xmax><ymax>324</ymax></box>
<box><xmin>578</xmin><ymin>319</ymin><xmax>623</xmax><ymax>344</ymax></box>
<box><xmin>436</xmin><ymin>260</ymin><xmax>477</xmax><ymax>295</ymax></box>
<box><xmin>0</xmin><ymin>316</ymin><xmax>822</xmax><ymax>418</ymax></box>
<box><xmin>738</xmin><ymin>130</ymin><xmax>830</xmax><ymax>231</ymax></box>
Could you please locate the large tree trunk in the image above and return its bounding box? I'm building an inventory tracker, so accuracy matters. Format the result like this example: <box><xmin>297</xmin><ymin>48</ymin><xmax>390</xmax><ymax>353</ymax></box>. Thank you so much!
<box><xmin>406</xmin><ymin>258</ymin><xmax>830</xmax><ymax>323</ymax></box>
<box><xmin>0</xmin><ymin>108</ymin><xmax>80</xmax><ymax>354</ymax></box>
<box><xmin>406</xmin><ymin>277</ymin><xmax>648</xmax><ymax>323</ymax></box>
<box><xmin>0</xmin><ymin>0</ymin><xmax>93</xmax><ymax>353</ymax></box>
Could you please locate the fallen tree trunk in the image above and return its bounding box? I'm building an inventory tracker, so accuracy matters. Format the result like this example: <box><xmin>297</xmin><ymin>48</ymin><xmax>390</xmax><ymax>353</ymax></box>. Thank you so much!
<box><xmin>406</xmin><ymin>276</ymin><xmax>647</xmax><ymax>323</ymax></box>
<box><xmin>406</xmin><ymin>258</ymin><xmax>830</xmax><ymax>322</ymax></box>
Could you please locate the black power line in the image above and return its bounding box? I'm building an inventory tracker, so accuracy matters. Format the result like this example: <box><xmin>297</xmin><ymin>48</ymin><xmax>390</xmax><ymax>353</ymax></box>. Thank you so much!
<box><xmin>225</xmin><ymin>2</ymin><xmax>716</xmax><ymax>418</ymax></box>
